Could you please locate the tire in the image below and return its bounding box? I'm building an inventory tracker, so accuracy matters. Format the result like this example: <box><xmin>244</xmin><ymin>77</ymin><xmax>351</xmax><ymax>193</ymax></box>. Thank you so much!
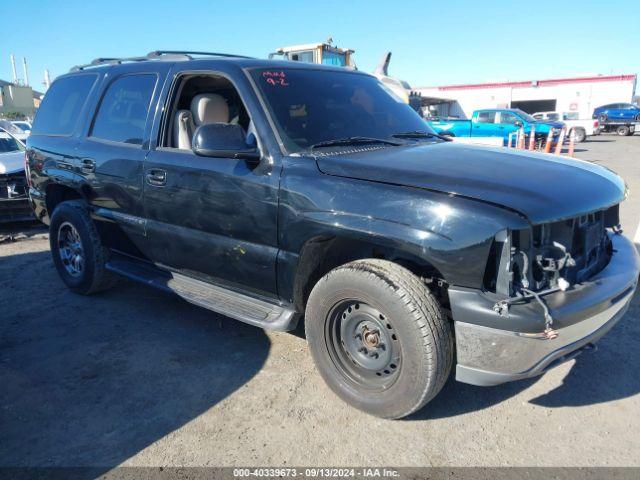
<box><xmin>573</xmin><ymin>128</ymin><xmax>586</xmax><ymax>143</ymax></box>
<box><xmin>305</xmin><ymin>259</ymin><xmax>453</xmax><ymax>419</ymax></box>
<box><xmin>616</xmin><ymin>125</ymin><xmax>630</xmax><ymax>136</ymax></box>
<box><xmin>49</xmin><ymin>200</ymin><xmax>117</xmax><ymax>295</ymax></box>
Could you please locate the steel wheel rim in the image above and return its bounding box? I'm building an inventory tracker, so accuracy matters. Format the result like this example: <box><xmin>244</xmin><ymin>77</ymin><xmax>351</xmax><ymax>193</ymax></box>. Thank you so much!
<box><xmin>58</xmin><ymin>221</ymin><xmax>84</xmax><ymax>277</ymax></box>
<box><xmin>326</xmin><ymin>300</ymin><xmax>401</xmax><ymax>390</ymax></box>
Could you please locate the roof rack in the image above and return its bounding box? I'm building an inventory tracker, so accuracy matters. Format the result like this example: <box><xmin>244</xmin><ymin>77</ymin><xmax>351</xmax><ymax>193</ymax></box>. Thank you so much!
<box><xmin>70</xmin><ymin>50</ymin><xmax>254</xmax><ymax>72</ymax></box>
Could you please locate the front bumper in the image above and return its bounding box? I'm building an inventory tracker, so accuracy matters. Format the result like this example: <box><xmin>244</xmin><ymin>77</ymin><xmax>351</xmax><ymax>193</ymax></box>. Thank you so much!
<box><xmin>450</xmin><ymin>233</ymin><xmax>639</xmax><ymax>387</ymax></box>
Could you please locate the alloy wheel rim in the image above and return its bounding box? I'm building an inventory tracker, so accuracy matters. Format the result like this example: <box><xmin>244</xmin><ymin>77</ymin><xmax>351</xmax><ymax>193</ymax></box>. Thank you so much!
<box><xmin>57</xmin><ymin>222</ymin><xmax>84</xmax><ymax>277</ymax></box>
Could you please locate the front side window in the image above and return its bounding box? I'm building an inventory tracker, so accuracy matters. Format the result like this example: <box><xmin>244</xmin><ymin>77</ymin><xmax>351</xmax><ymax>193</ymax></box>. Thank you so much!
<box><xmin>91</xmin><ymin>74</ymin><xmax>157</xmax><ymax>145</ymax></box>
<box><xmin>545</xmin><ymin>113</ymin><xmax>560</xmax><ymax>121</ymax></box>
<box><xmin>476</xmin><ymin>111</ymin><xmax>496</xmax><ymax>123</ymax></box>
<box><xmin>31</xmin><ymin>74</ymin><xmax>97</xmax><ymax>136</ymax></box>
<box><xmin>250</xmin><ymin>68</ymin><xmax>433</xmax><ymax>152</ymax></box>
<box><xmin>290</xmin><ymin>51</ymin><xmax>315</xmax><ymax>63</ymax></box>
<box><xmin>322</xmin><ymin>50</ymin><xmax>347</xmax><ymax>66</ymax></box>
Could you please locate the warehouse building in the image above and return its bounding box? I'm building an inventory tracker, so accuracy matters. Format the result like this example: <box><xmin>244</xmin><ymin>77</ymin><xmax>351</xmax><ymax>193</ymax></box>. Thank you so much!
<box><xmin>0</xmin><ymin>79</ymin><xmax>39</xmax><ymax>117</ymax></box>
<box><xmin>417</xmin><ymin>74</ymin><xmax>637</xmax><ymax>120</ymax></box>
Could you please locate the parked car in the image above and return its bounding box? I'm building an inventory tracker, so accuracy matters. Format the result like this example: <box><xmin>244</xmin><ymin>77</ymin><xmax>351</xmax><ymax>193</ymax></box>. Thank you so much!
<box><xmin>0</xmin><ymin>128</ymin><xmax>32</xmax><ymax>222</ymax></box>
<box><xmin>26</xmin><ymin>51</ymin><xmax>639</xmax><ymax>419</ymax></box>
<box><xmin>427</xmin><ymin>108</ymin><xmax>564</xmax><ymax>145</ymax></box>
<box><xmin>11</xmin><ymin>120</ymin><xmax>32</xmax><ymax>136</ymax></box>
<box><xmin>593</xmin><ymin>103</ymin><xmax>640</xmax><ymax>123</ymax></box>
<box><xmin>532</xmin><ymin>111</ymin><xmax>600</xmax><ymax>142</ymax></box>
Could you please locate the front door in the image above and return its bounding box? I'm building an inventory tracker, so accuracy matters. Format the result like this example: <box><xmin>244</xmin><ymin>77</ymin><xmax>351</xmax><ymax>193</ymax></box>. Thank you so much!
<box><xmin>496</xmin><ymin>111</ymin><xmax>522</xmax><ymax>141</ymax></box>
<box><xmin>142</xmin><ymin>69</ymin><xmax>280</xmax><ymax>298</ymax></box>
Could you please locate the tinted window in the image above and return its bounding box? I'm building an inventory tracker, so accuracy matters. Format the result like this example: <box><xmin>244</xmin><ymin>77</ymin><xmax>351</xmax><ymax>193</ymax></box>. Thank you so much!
<box><xmin>0</xmin><ymin>135</ymin><xmax>24</xmax><ymax>152</ymax></box>
<box><xmin>31</xmin><ymin>74</ymin><xmax>97</xmax><ymax>136</ymax></box>
<box><xmin>250</xmin><ymin>68</ymin><xmax>433</xmax><ymax>152</ymax></box>
<box><xmin>476</xmin><ymin>111</ymin><xmax>496</xmax><ymax>123</ymax></box>
<box><xmin>546</xmin><ymin>113</ymin><xmax>560</xmax><ymax>121</ymax></box>
<box><xmin>91</xmin><ymin>74</ymin><xmax>157</xmax><ymax>145</ymax></box>
<box><xmin>500</xmin><ymin>112</ymin><xmax>519</xmax><ymax>124</ymax></box>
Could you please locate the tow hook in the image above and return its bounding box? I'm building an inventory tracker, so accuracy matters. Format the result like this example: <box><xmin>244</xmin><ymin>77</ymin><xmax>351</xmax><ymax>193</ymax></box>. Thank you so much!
<box><xmin>582</xmin><ymin>342</ymin><xmax>598</xmax><ymax>352</ymax></box>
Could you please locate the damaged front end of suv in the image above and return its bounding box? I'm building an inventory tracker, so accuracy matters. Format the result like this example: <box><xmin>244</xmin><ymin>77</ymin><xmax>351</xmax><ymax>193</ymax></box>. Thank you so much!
<box><xmin>451</xmin><ymin>200</ymin><xmax>638</xmax><ymax>387</ymax></box>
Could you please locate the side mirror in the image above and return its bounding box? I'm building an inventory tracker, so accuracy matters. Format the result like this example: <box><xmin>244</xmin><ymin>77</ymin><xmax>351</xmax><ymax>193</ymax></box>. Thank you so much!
<box><xmin>192</xmin><ymin>123</ymin><xmax>260</xmax><ymax>161</ymax></box>
<box><xmin>514</xmin><ymin>121</ymin><xmax>523</xmax><ymax>128</ymax></box>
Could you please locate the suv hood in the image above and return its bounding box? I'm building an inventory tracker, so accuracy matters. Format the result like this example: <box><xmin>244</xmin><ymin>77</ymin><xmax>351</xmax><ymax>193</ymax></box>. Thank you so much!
<box><xmin>0</xmin><ymin>151</ymin><xmax>24</xmax><ymax>174</ymax></box>
<box><xmin>313</xmin><ymin>142</ymin><xmax>625</xmax><ymax>224</ymax></box>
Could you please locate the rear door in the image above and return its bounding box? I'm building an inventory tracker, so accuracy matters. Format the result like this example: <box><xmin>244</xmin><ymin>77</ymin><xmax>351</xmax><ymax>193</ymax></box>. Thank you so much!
<box><xmin>74</xmin><ymin>64</ymin><xmax>171</xmax><ymax>258</ymax></box>
<box><xmin>471</xmin><ymin>110</ymin><xmax>498</xmax><ymax>137</ymax></box>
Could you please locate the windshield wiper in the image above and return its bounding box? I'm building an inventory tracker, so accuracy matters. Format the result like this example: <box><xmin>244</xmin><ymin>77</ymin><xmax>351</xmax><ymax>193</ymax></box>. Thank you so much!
<box><xmin>309</xmin><ymin>136</ymin><xmax>402</xmax><ymax>150</ymax></box>
<box><xmin>391</xmin><ymin>130</ymin><xmax>452</xmax><ymax>141</ymax></box>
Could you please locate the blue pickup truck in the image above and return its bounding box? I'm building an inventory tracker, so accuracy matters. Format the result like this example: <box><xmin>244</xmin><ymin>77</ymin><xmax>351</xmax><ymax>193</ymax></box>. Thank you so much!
<box><xmin>427</xmin><ymin>108</ymin><xmax>564</xmax><ymax>145</ymax></box>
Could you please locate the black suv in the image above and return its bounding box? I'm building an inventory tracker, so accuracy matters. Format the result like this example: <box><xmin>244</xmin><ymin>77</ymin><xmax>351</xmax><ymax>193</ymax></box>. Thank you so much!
<box><xmin>26</xmin><ymin>51</ymin><xmax>639</xmax><ymax>419</ymax></box>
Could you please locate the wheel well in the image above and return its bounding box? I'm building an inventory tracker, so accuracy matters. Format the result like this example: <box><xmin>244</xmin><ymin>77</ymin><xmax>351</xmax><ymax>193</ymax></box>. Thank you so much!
<box><xmin>293</xmin><ymin>236</ymin><xmax>447</xmax><ymax>313</ymax></box>
<box><xmin>45</xmin><ymin>184</ymin><xmax>83</xmax><ymax>216</ymax></box>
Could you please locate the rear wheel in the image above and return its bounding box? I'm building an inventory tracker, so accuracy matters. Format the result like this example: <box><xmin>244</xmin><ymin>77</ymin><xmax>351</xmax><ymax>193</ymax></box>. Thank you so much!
<box><xmin>49</xmin><ymin>200</ymin><xmax>117</xmax><ymax>295</ymax></box>
<box><xmin>305</xmin><ymin>259</ymin><xmax>453</xmax><ymax>419</ymax></box>
<box><xmin>617</xmin><ymin>125</ymin><xmax>631</xmax><ymax>136</ymax></box>
<box><xmin>573</xmin><ymin>128</ymin><xmax>586</xmax><ymax>143</ymax></box>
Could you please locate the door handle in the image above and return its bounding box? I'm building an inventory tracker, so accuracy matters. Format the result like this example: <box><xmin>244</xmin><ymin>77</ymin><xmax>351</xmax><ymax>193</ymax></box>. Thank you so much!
<box><xmin>80</xmin><ymin>158</ymin><xmax>96</xmax><ymax>174</ymax></box>
<box><xmin>146</xmin><ymin>169</ymin><xmax>167</xmax><ymax>186</ymax></box>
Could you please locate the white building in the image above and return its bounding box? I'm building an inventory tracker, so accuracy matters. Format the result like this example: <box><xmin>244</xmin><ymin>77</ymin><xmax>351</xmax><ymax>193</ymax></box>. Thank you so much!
<box><xmin>417</xmin><ymin>74</ymin><xmax>637</xmax><ymax>119</ymax></box>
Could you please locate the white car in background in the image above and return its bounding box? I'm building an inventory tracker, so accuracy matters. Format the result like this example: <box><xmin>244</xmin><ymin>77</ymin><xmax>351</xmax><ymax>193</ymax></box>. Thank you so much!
<box><xmin>532</xmin><ymin>111</ymin><xmax>601</xmax><ymax>142</ymax></box>
<box><xmin>0</xmin><ymin>128</ymin><xmax>33</xmax><ymax>222</ymax></box>
<box><xmin>11</xmin><ymin>120</ymin><xmax>32</xmax><ymax>135</ymax></box>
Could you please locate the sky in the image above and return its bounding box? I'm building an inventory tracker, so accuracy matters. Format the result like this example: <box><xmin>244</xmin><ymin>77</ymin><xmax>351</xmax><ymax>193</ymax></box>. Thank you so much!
<box><xmin>2</xmin><ymin>0</ymin><xmax>639</xmax><ymax>91</ymax></box>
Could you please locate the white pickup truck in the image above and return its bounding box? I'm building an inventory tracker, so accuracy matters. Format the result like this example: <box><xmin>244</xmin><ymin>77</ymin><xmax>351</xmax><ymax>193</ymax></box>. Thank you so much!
<box><xmin>532</xmin><ymin>111</ymin><xmax>601</xmax><ymax>142</ymax></box>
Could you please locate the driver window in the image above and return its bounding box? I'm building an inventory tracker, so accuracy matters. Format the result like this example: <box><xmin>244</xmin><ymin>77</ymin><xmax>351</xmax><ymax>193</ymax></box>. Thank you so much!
<box><xmin>163</xmin><ymin>74</ymin><xmax>252</xmax><ymax>150</ymax></box>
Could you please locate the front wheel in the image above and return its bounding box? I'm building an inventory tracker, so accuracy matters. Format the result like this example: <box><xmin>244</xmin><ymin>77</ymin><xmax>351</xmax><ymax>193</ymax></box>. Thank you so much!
<box><xmin>305</xmin><ymin>259</ymin><xmax>453</xmax><ymax>419</ymax></box>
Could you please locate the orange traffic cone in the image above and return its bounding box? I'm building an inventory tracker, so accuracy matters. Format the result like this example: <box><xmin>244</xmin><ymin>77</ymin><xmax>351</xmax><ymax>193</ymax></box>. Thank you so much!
<box><xmin>567</xmin><ymin>129</ymin><xmax>575</xmax><ymax>157</ymax></box>
<box><xmin>528</xmin><ymin>125</ymin><xmax>536</xmax><ymax>151</ymax></box>
<box><xmin>517</xmin><ymin>127</ymin><xmax>525</xmax><ymax>149</ymax></box>
<box><xmin>544</xmin><ymin>128</ymin><xmax>554</xmax><ymax>153</ymax></box>
<box><xmin>554</xmin><ymin>127</ymin><xmax>566</xmax><ymax>155</ymax></box>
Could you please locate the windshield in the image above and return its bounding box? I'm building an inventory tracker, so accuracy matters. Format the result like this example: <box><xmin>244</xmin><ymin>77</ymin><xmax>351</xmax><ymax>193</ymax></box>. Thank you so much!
<box><xmin>251</xmin><ymin>68</ymin><xmax>434</xmax><ymax>152</ymax></box>
<box><xmin>0</xmin><ymin>135</ymin><xmax>24</xmax><ymax>153</ymax></box>
<box><xmin>512</xmin><ymin>109</ymin><xmax>538</xmax><ymax>123</ymax></box>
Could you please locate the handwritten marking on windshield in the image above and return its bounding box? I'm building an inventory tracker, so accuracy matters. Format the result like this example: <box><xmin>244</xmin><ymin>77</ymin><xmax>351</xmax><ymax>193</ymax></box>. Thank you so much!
<box><xmin>262</xmin><ymin>71</ymin><xmax>289</xmax><ymax>87</ymax></box>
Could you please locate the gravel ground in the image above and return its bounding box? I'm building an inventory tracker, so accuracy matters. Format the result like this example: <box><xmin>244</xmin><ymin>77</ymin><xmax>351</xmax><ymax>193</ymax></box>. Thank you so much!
<box><xmin>1</xmin><ymin>135</ymin><xmax>639</xmax><ymax>470</ymax></box>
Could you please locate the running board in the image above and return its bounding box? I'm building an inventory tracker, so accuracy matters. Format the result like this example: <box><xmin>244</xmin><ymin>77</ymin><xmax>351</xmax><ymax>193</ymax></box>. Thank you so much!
<box><xmin>106</xmin><ymin>258</ymin><xmax>299</xmax><ymax>331</ymax></box>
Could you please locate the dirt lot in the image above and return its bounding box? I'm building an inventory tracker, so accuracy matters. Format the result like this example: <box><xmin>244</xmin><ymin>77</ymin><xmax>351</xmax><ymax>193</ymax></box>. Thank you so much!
<box><xmin>1</xmin><ymin>135</ymin><xmax>639</xmax><ymax>469</ymax></box>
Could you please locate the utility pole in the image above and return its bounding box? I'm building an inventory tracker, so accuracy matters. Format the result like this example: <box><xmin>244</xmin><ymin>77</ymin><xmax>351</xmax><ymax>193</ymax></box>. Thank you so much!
<box><xmin>22</xmin><ymin>57</ymin><xmax>29</xmax><ymax>86</ymax></box>
<box><xmin>44</xmin><ymin>69</ymin><xmax>51</xmax><ymax>90</ymax></box>
<box><xmin>10</xmin><ymin>53</ymin><xmax>18</xmax><ymax>84</ymax></box>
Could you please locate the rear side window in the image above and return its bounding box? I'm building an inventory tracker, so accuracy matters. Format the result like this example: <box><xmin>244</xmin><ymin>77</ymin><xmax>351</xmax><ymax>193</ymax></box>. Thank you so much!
<box><xmin>90</xmin><ymin>74</ymin><xmax>157</xmax><ymax>145</ymax></box>
<box><xmin>476</xmin><ymin>111</ymin><xmax>496</xmax><ymax>123</ymax></box>
<box><xmin>31</xmin><ymin>74</ymin><xmax>97</xmax><ymax>136</ymax></box>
